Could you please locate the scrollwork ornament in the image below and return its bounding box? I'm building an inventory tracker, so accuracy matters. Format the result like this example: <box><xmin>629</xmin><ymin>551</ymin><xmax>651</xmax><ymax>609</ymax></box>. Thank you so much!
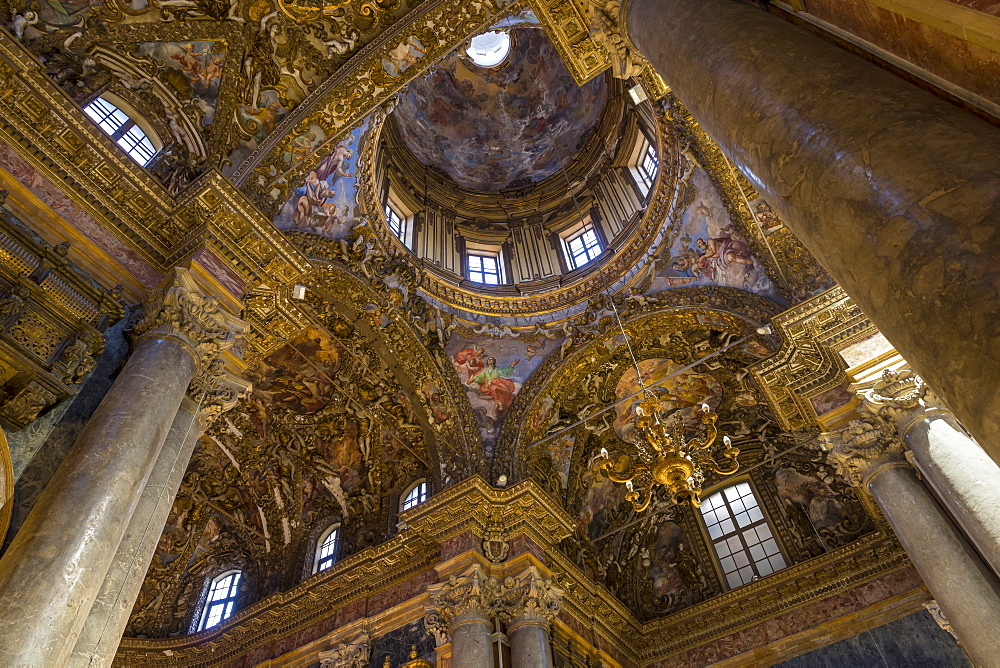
<box><xmin>317</xmin><ymin>632</ymin><xmax>371</xmax><ymax>668</ymax></box>
<box><xmin>424</xmin><ymin>565</ymin><xmax>500</xmax><ymax>641</ymax></box>
<box><xmin>498</xmin><ymin>566</ymin><xmax>564</xmax><ymax>624</ymax></box>
<box><xmin>482</xmin><ymin>526</ymin><xmax>509</xmax><ymax>564</ymax></box>
<box><xmin>825</xmin><ymin>412</ymin><xmax>907</xmax><ymax>488</ymax></box>
<box><xmin>132</xmin><ymin>268</ymin><xmax>246</xmax><ymax>367</ymax></box>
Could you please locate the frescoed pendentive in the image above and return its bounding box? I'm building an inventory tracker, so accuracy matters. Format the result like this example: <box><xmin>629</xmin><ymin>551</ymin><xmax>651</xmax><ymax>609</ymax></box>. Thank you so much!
<box><xmin>135</xmin><ymin>41</ymin><xmax>225</xmax><ymax>125</ymax></box>
<box><xmin>651</xmin><ymin>167</ymin><xmax>782</xmax><ymax>303</ymax></box>
<box><xmin>446</xmin><ymin>334</ymin><xmax>558</xmax><ymax>453</ymax></box>
<box><xmin>273</xmin><ymin>117</ymin><xmax>370</xmax><ymax>241</ymax></box>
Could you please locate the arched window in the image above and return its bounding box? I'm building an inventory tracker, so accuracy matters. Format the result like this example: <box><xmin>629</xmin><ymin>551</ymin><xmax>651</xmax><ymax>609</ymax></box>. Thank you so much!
<box><xmin>314</xmin><ymin>524</ymin><xmax>340</xmax><ymax>573</ymax></box>
<box><xmin>699</xmin><ymin>481</ymin><xmax>787</xmax><ymax>590</ymax></box>
<box><xmin>199</xmin><ymin>570</ymin><xmax>241</xmax><ymax>631</ymax></box>
<box><xmin>401</xmin><ymin>480</ymin><xmax>429</xmax><ymax>511</ymax></box>
<box><xmin>82</xmin><ymin>96</ymin><xmax>159</xmax><ymax>166</ymax></box>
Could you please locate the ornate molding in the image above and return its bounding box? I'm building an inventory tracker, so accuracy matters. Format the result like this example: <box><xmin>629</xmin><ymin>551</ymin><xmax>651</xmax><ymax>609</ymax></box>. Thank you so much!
<box><xmin>751</xmin><ymin>286</ymin><xmax>877</xmax><ymax>431</ymax></box>
<box><xmin>317</xmin><ymin>632</ymin><xmax>372</xmax><ymax>668</ymax></box>
<box><xmin>186</xmin><ymin>357</ymin><xmax>251</xmax><ymax>427</ymax></box>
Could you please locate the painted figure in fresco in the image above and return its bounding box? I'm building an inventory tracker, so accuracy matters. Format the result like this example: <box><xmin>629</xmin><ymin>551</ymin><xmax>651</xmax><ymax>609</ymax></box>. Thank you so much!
<box><xmin>695</xmin><ymin>226</ymin><xmax>754</xmax><ymax>277</ymax></box>
<box><xmin>774</xmin><ymin>468</ymin><xmax>850</xmax><ymax>531</ymax></box>
<box><xmin>240</xmin><ymin>101</ymin><xmax>283</xmax><ymax>144</ymax></box>
<box><xmin>170</xmin><ymin>43</ymin><xmax>205</xmax><ymax>83</ymax></box>
<box><xmin>451</xmin><ymin>345</ymin><xmax>486</xmax><ymax>383</ymax></box>
<box><xmin>755</xmin><ymin>202</ymin><xmax>783</xmax><ymax>235</ymax></box>
<box><xmin>382</xmin><ymin>36</ymin><xmax>425</xmax><ymax>77</ymax></box>
<box><xmin>470</xmin><ymin>357</ymin><xmax>520</xmax><ymax>417</ymax></box>
<box><xmin>283</xmin><ymin>130</ymin><xmax>317</xmax><ymax>165</ymax></box>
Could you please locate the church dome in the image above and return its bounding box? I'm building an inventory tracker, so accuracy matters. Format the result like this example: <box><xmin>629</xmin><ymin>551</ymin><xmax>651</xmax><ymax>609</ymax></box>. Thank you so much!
<box><xmin>393</xmin><ymin>28</ymin><xmax>608</xmax><ymax>192</ymax></box>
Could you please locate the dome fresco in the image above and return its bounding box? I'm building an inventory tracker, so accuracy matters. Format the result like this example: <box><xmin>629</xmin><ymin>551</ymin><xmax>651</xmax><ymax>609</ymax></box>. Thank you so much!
<box><xmin>393</xmin><ymin>28</ymin><xmax>607</xmax><ymax>191</ymax></box>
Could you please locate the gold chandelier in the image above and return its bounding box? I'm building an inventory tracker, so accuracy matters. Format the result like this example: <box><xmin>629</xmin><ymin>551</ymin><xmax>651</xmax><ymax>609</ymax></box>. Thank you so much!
<box><xmin>600</xmin><ymin>392</ymin><xmax>741</xmax><ymax>509</ymax></box>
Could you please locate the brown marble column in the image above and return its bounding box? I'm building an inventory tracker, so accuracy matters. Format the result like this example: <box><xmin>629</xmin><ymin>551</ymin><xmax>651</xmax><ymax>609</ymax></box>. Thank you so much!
<box><xmin>0</xmin><ymin>268</ymin><xmax>244</xmax><ymax>667</ymax></box>
<box><xmin>501</xmin><ymin>566</ymin><xmax>562</xmax><ymax>668</ymax></box>
<box><xmin>860</xmin><ymin>367</ymin><xmax>1000</xmax><ymax>579</ymax></box>
<box><xmin>425</xmin><ymin>565</ymin><xmax>497</xmax><ymax>668</ymax></box>
<box><xmin>624</xmin><ymin>0</ymin><xmax>1000</xmax><ymax>464</ymax></box>
<box><xmin>827</xmin><ymin>415</ymin><xmax>1000</xmax><ymax>666</ymax></box>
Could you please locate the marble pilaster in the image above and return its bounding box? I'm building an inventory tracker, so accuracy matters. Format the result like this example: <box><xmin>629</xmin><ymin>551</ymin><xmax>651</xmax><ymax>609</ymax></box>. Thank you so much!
<box><xmin>425</xmin><ymin>565</ymin><xmax>498</xmax><ymax>668</ymax></box>
<box><xmin>499</xmin><ymin>566</ymin><xmax>562</xmax><ymax>668</ymax></box>
<box><xmin>0</xmin><ymin>268</ymin><xmax>245</xmax><ymax>666</ymax></box>
<box><xmin>625</xmin><ymin>0</ymin><xmax>1000</xmax><ymax>465</ymax></box>
<box><xmin>827</xmin><ymin>415</ymin><xmax>1000</xmax><ymax>667</ymax></box>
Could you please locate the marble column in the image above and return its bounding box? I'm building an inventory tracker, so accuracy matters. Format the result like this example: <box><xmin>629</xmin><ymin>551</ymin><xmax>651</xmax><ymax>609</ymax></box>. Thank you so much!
<box><xmin>0</xmin><ymin>268</ymin><xmax>244</xmax><ymax>667</ymax></box>
<box><xmin>827</xmin><ymin>415</ymin><xmax>1000</xmax><ymax>666</ymax></box>
<box><xmin>501</xmin><ymin>566</ymin><xmax>563</xmax><ymax>668</ymax></box>
<box><xmin>624</xmin><ymin>0</ymin><xmax>1000</xmax><ymax>464</ymax></box>
<box><xmin>68</xmin><ymin>362</ymin><xmax>247</xmax><ymax>667</ymax></box>
<box><xmin>861</xmin><ymin>368</ymin><xmax>1000</xmax><ymax>579</ymax></box>
<box><xmin>425</xmin><ymin>565</ymin><xmax>498</xmax><ymax>668</ymax></box>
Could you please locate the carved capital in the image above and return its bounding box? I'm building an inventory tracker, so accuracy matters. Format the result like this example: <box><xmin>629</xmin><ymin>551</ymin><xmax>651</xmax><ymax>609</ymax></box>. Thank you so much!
<box><xmin>497</xmin><ymin>566</ymin><xmax>563</xmax><ymax>626</ymax></box>
<box><xmin>584</xmin><ymin>0</ymin><xmax>643</xmax><ymax>79</ymax></box>
<box><xmin>318</xmin><ymin>632</ymin><xmax>371</xmax><ymax>668</ymax></box>
<box><xmin>825</xmin><ymin>412</ymin><xmax>908</xmax><ymax>488</ymax></box>
<box><xmin>187</xmin><ymin>358</ymin><xmax>251</xmax><ymax>427</ymax></box>
<box><xmin>133</xmin><ymin>268</ymin><xmax>246</xmax><ymax>367</ymax></box>
<box><xmin>424</xmin><ymin>565</ymin><xmax>499</xmax><ymax>645</ymax></box>
<box><xmin>862</xmin><ymin>367</ymin><xmax>949</xmax><ymax>434</ymax></box>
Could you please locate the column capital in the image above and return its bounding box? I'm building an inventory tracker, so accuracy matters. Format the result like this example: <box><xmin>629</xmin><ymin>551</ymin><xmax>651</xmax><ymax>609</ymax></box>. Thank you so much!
<box><xmin>584</xmin><ymin>0</ymin><xmax>643</xmax><ymax>79</ymax></box>
<box><xmin>497</xmin><ymin>565</ymin><xmax>564</xmax><ymax>627</ymax></box>
<box><xmin>861</xmin><ymin>366</ymin><xmax>951</xmax><ymax>434</ymax></box>
<box><xmin>186</xmin><ymin>358</ymin><xmax>251</xmax><ymax>428</ymax></box>
<box><xmin>317</xmin><ymin>632</ymin><xmax>371</xmax><ymax>668</ymax></box>
<box><xmin>132</xmin><ymin>267</ymin><xmax>246</xmax><ymax>369</ymax></box>
<box><xmin>424</xmin><ymin>565</ymin><xmax>499</xmax><ymax>645</ymax></box>
<box><xmin>825</xmin><ymin>412</ymin><xmax>908</xmax><ymax>488</ymax></box>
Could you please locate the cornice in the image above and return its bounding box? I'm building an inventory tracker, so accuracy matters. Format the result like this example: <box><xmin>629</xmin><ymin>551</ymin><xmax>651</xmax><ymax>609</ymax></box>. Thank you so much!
<box><xmin>115</xmin><ymin>477</ymin><xmax>910</xmax><ymax>666</ymax></box>
<box><xmin>0</xmin><ymin>31</ymin><xmax>311</xmax><ymax>361</ymax></box>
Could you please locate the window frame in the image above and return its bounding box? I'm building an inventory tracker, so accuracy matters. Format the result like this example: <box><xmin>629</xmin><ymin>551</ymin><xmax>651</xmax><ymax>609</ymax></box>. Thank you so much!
<box><xmin>82</xmin><ymin>96</ymin><xmax>159</xmax><ymax>166</ymax></box>
<box><xmin>314</xmin><ymin>524</ymin><xmax>341</xmax><ymax>573</ymax></box>
<box><xmin>698</xmin><ymin>479</ymin><xmax>788</xmax><ymax>590</ymax></box>
<box><xmin>401</xmin><ymin>479</ymin><xmax>429</xmax><ymax>512</ymax></box>
<box><xmin>466</xmin><ymin>249</ymin><xmax>504</xmax><ymax>286</ymax></box>
<box><xmin>384</xmin><ymin>202</ymin><xmax>407</xmax><ymax>244</ymax></box>
<box><xmin>198</xmin><ymin>570</ymin><xmax>242</xmax><ymax>631</ymax></box>
<box><xmin>563</xmin><ymin>223</ymin><xmax>603</xmax><ymax>270</ymax></box>
<box><xmin>627</xmin><ymin>134</ymin><xmax>658</xmax><ymax>197</ymax></box>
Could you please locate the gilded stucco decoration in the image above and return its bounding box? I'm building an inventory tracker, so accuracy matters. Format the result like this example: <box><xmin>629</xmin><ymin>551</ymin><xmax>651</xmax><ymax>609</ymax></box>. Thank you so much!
<box><xmin>493</xmin><ymin>302</ymin><xmax>874</xmax><ymax>621</ymax></box>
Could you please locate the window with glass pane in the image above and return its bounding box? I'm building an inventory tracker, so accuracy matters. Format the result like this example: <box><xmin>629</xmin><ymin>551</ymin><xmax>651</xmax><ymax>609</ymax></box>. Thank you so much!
<box><xmin>200</xmin><ymin>571</ymin><xmax>241</xmax><ymax>630</ymax></box>
<box><xmin>83</xmin><ymin>97</ymin><xmax>157</xmax><ymax>166</ymax></box>
<box><xmin>638</xmin><ymin>143</ymin><xmax>658</xmax><ymax>191</ymax></box>
<box><xmin>402</xmin><ymin>481</ymin><xmax>428</xmax><ymax>511</ymax></box>
<box><xmin>700</xmin><ymin>482</ymin><xmax>786</xmax><ymax>589</ymax></box>
<box><xmin>315</xmin><ymin>526</ymin><xmax>339</xmax><ymax>572</ymax></box>
<box><xmin>566</xmin><ymin>225</ymin><xmax>602</xmax><ymax>269</ymax></box>
<box><xmin>467</xmin><ymin>252</ymin><xmax>501</xmax><ymax>285</ymax></box>
<box><xmin>385</xmin><ymin>204</ymin><xmax>406</xmax><ymax>242</ymax></box>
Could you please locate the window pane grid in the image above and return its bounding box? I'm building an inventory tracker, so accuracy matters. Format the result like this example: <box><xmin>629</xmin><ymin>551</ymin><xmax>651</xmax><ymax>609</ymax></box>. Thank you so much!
<box><xmin>638</xmin><ymin>143</ymin><xmax>658</xmax><ymax>190</ymax></box>
<box><xmin>316</xmin><ymin>527</ymin><xmax>339</xmax><ymax>572</ymax></box>
<box><xmin>201</xmin><ymin>572</ymin><xmax>240</xmax><ymax>630</ymax></box>
<box><xmin>468</xmin><ymin>253</ymin><xmax>500</xmax><ymax>285</ymax></box>
<box><xmin>567</xmin><ymin>226</ymin><xmax>602</xmax><ymax>269</ymax></box>
<box><xmin>701</xmin><ymin>484</ymin><xmax>786</xmax><ymax>589</ymax></box>
<box><xmin>403</xmin><ymin>481</ymin><xmax>428</xmax><ymax>510</ymax></box>
<box><xmin>83</xmin><ymin>97</ymin><xmax>157</xmax><ymax>166</ymax></box>
<box><xmin>385</xmin><ymin>204</ymin><xmax>405</xmax><ymax>241</ymax></box>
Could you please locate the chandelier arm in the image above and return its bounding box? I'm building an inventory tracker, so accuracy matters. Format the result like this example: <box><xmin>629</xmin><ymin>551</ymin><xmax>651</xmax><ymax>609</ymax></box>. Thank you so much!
<box><xmin>708</xmin><ymin>458</ymin><xmax>740</xmax><ymax>475</ymax></box>
<box><xmin>630</xmin><ymin>487</ymin><xmax>653</xmax><ymax>512</ymax></box>
<box><xmin>686</xmin><ymin>423</ymin><xmax>718</xmax><ymax>451</ymax></box>
<box><xmin>600</xmin><ymin>458</ymin><xmax>646</xmax><ymax>484</ymax></box>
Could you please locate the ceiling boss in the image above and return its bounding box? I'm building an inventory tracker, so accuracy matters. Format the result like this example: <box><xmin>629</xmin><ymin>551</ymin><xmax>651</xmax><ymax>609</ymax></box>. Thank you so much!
<box><xmin>600</xmin><ymin>393</ymin><xmax>741</xmax><ymax>510</ymax></box>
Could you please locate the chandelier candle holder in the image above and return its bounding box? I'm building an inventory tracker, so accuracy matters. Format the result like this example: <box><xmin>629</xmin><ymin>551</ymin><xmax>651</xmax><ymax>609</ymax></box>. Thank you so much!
<box><xmin>599</xmin><ymin>393</ymin><xmax>741</xmax><ymax>509</ymax></box>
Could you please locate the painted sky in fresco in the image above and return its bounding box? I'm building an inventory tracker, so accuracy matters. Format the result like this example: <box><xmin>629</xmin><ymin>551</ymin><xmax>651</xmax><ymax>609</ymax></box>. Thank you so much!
<box><xmin>394</xmin><ymin>27</ymin><xmax>606</xmax><ymax>191</ymax></box>
<box><xmin>445</xmin><ymin>334</ymin><xmax>558</xmax><ymax>453</ymax></box>
<box><xmin>273</xmin><ymin>116</ymin><xmax>370</xmax><ymax>241</ymax></box>
<box><xmin>650</xmin><ymin>167</ymin><xmax>783</xmax><ymax>303</ymax></box>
